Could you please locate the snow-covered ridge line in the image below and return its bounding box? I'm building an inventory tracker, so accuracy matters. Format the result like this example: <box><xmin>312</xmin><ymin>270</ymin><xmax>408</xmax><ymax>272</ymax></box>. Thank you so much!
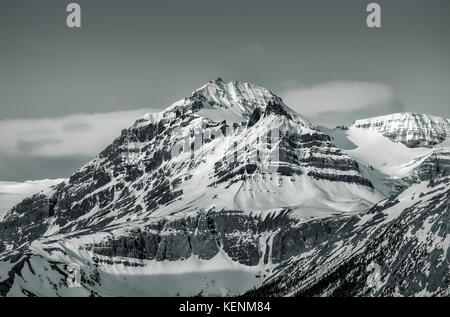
<box><xmin>352</xmin><ymin>112</ymin><xmax>450</xmax><ymax>127</ymax></box>
<box><xmin>353</xmin><ymin>112</ymin><xmax>449</xmax><ymax>124</ymax></box>
<box><xmin>351</xmin><ymin>112</ymin><xmax>450</xmax><ymax>148</ymax></box>
<box><xmin>136</xmin><ymin>78</ymin><xmax>314</xmax><ymax>128</ymax></box>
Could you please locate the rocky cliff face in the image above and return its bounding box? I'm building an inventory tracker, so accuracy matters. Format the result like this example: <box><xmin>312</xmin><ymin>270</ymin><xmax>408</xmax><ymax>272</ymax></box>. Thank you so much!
<box><xmin>0</xmin><ymin>80</ymin><xmax>448</xmax><ymax>297</ymax></box>
<box><xmin>85</xmin><ymin>209</ymin><xmax>344</xmax><ymax>267</ymax></box>
<box><xmin>410</xmin><ymin>149</ymin><xmax>450</xmax><ymax>181</ymax></box>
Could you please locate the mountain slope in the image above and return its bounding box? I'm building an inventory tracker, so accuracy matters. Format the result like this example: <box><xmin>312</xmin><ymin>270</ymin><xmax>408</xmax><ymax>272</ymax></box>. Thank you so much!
<box><xmin>247</xmin><ymin>176</ymin><xmax>450</xmax><ymax>297</ymax></box>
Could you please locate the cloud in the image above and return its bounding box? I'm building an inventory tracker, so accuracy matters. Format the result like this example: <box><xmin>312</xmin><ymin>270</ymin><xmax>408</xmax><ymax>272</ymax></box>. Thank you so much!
<box><xmin>280</xmin><ymin>81</ymin><xmax>405</xmax><ymax>127</ymax></box>
<box><xmin>0</xmin><ymin>108</ymin><xmax>159</xmax><ymax>182</ymax></box>
<box><xmin>0</xmin><ymin>109</ymin><xmax>152</xmax><ymax>158</ymax></box>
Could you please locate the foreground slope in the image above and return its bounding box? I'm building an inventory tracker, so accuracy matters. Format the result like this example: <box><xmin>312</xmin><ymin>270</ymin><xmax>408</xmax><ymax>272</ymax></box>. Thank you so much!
<box><xmin>247</xmin><ymin>176</ymin><xmax>450</xmax><ymax>297</ymax></box>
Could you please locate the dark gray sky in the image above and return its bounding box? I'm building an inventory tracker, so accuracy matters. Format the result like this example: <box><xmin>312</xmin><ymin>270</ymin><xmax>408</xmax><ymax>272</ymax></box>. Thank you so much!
<box><xmin>0</xmin><ymin>0</ymin><xmax>449</xmax><ymax>181</ymax></box>
<box><xmin>1</xmin><ymin>0</ymin><xmax>449</xmax><ymax>119</ymax></box>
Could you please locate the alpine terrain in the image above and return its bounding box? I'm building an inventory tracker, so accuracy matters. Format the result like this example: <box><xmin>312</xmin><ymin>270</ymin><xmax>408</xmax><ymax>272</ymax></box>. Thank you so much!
<box><xmin>0</xmin><ymin>79</ymin><xmax>448</xmax><ymax>297</ymax></box>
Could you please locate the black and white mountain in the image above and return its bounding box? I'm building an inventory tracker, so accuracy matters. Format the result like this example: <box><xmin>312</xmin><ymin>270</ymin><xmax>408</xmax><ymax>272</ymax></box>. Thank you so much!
<box><xmin>352</xmin><ymin>113</ymin><xmax>450</xmax><ymax>148</ymax></box>
<box><xmin>0</xmin><ymin>79</ymin><xmax>448</xmax><ymax>297</ymax></box>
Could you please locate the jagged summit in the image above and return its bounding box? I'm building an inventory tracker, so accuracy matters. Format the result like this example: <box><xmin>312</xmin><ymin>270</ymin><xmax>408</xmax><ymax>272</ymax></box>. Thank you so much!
<box><xmin>352</xmin><ymin>112</ymin><xmax>450</xmax><ymax>148</ymax></box>
<box><xmin>194</xmin><ymin>78</ymin><xmax>277</xmax><ymax>110</ymax></box>
<box><xmin>139</xmin><ymin>79</ymin><xmax>314</xmax><ymax>128</ymax></box>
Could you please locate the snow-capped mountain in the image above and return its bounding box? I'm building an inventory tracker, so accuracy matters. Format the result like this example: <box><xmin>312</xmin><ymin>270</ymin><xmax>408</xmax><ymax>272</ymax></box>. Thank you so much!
<box><xmin>0</xmin><ymin>80</ymin><xmax>448</xmax><ymax>297</ymax></box>
<box><xmin>352</xmin><ymin>113</ymin><xmax>450</xmax><ymax>148</ymax></box>
<box><xmin>326</xmin><ymin>113</ymin><xmax>450</xmax><ymax>197</ymax></box>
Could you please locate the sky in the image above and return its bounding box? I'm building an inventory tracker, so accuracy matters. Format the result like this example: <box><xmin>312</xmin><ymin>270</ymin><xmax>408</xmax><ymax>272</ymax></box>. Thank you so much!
<box><xmin>0</xmin><ymin>0</ymin><xmax>449</xmax><ymax>182</ymax></box>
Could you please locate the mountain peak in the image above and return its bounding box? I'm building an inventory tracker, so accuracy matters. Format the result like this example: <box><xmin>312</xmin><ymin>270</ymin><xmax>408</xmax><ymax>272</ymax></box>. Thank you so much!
<box><xmin>352</xmin><ymin>112</ymin><xmax>450</xmax><ymax>148</ymax></box>
<box><xmin>145</xmin><ymin>79</ymin><xmax>313</xmax><ymax>127</ymax></box>
<box><xmin>192</xmin><ymin>78</ymin><xmax>280</xmax><ymax>110</ymax></box>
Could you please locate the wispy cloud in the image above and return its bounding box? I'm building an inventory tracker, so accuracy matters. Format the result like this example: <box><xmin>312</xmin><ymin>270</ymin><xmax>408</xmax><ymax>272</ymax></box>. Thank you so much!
<box><xmin>0</xmin><ymin>109</ymin><xmax>157</xmax><ymax>181</ymax></box>
<box><xmin>280</xmin><ymin>81</ymin><xmax>405</xmax><ymax>127</ymax></box>
<box><xmin>0</xmin><ymin>109</ymin><xmax>151</xmax><ymax>157</ymax></box>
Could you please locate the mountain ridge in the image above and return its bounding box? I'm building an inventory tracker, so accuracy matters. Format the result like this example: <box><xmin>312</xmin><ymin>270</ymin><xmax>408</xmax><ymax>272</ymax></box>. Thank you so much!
<box><xmin>352</xmin><ymin>112</ymin><xmax>450</xmax><ymax>148</ymax></box>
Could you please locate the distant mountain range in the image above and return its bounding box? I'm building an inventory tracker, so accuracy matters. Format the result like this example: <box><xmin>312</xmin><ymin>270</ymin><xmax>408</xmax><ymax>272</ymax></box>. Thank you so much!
<box><xmin>0</xmin><ymin>79</ymin><xmax>448</xmax><ymax>297</ymax></box>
